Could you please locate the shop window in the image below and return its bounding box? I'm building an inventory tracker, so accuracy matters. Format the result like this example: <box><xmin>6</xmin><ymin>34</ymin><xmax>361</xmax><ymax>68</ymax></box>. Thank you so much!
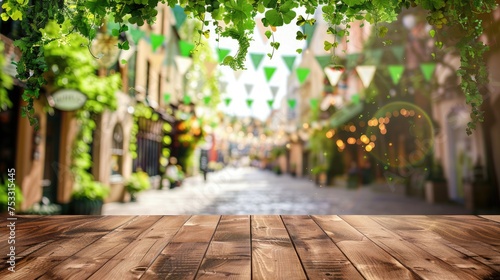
<box><xmin>111</xmin><ymin>123</ymin><xmax>124</xmax><ymax>177</ymax></box>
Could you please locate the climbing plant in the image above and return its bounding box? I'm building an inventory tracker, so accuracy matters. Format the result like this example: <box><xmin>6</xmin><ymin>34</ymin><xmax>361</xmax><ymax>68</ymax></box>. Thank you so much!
<box><xmin>0</xmin><ymin>41</ymin><xmax>14</xmax><ymax>111</ymax></box>
<box><xmin>129</xmin><ymin>102</ymin><xmax>173</xmax><ymax>174</ymax></box>
<box><xmin>43</xmin><ymin>20</ymin><xmax>121</xmax><ymax>192</ymax></box>
<box><xmin>1</xmin><ymin>0</ymin><xmax>497</xmax><ymax>133</ymax></box>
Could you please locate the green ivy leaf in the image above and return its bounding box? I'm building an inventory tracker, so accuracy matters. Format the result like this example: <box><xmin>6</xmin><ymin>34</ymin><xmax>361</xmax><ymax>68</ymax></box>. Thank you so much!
<box><xmin>282</xmin><ymin>10</ymin><xmax>296</xmax><ymax>24</ymax></box>
<box><xmin>263</xmin><ymin>0</ymin><xmax>278</xmax><ymax>8</ymax></box>
<box><xmin>265</xmin><ymin>9</ymin><xmax>284</xmax><ymax>26</ymax></box>
<box><xmin>296</xmin><ymin>31</ymin><xmax>306</xmax><ymax>40</ymax></box>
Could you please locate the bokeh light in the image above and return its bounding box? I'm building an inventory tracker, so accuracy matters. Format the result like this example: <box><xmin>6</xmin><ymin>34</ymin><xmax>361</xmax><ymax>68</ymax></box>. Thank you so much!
<box><xmin>365</xmin><ymin>102</ymin><xmax>434</xmax><ymax>168</ymax></box>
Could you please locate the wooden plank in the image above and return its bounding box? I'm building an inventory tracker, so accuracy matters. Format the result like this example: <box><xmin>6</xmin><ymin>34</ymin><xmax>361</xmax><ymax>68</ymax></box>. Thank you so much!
<box><xmin>142</xmin><ymin>215</ymin><xmax>221</xmax><ymax>279</ymax></box>
<box><xmin>341</xmin><ymin>216</ymin><xmax>481</xmax><ymax>280</ymax></box>
<box><xmin>83</xmin><ymin>215</ymin><xmax>190</xmax><ymax>280</ymax></box>
<box><xmin>0</xmin><ymin>216</ymin><xmax>135</xmax><ymax>279</ymax></box>
<box><xmin>282</xmin><ymin>215</ymin><xmax>364</xmax><ymax>279</ymax></box>
<box><xmin>0</xmin><ymin>215</ymin><xmax>102</xmax><ymax>258</ymax></box>
<box><xmin>402</xmin><ymin>215</ymin><xmax>500</xmax><ymax>272</ymax></box>
<box><xmin>251</xmin><ymin>215</ymin><xmax>306</xmax><ymax>279</ymax></box>
<box><xmin>196</xmin><ymin>215</ymin><xmax>251</xmax><ymax>280</ymax></box>
<box><xmin>479</xmin><ymin>215</ymin><xmax>500</xmax><ymax>223</ymax></box>
<box><xmin>311</xmin><ymin>215</ymin><xmax>421</xmax><ymax>280</ymax></box>
<box><xmin>371</xmin><ymin>216</ymin><xmax>499</xmax><ymax>279</ymax></box>
<box><xmin>36</xmin><ymin>215</ymin><xmax>164</xmax><ymax>279</ymax></box>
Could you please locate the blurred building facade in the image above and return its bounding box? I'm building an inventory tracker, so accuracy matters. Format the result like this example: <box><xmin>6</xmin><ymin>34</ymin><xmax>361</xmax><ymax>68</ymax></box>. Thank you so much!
<box><xmin>0</xmin><ymin>3</ymin><xmax>183</xmax><ymax>211</ymax></box>
<box><xmin>281</xmin><ymin>7</ymin><xmax>499</xmax><ymax>211</ymax></box>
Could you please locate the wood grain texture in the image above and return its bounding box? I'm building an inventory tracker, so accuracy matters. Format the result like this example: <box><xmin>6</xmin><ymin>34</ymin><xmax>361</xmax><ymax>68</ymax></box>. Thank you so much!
<box><xmin>196</xmin><ymin>215</ymin><xmax>251</xmax><ymax>280</ymax></box>
<box><xmin>282</xmin><ymin>215</ymin><xmax>363</xmax><ymax>279</ymax></box>
<box><xmin>86</xmin><ymin>215</ymin><xmax>190</xmax><ymax>280</ymax></box>
<box><xmin>406</xmin><ymin>215</ymin><xmax>500</xmax><ymax>272</ymax></box>
<box><xmin>479</xmin><ymin>215</ymin><xmax>500</xmax><ymax>223</ymax></box>
<box><xmin>251</xmin><ymin>215</ymin><xmax>306</xmax><ymax>280</ymax></box>
<box><xmin>371</xmin><ymin>216</ymin><xmax>499</xmax><ymax>279</ymax></box>
<box><xmin>142</xmin><ymin>215</ymin><xmax>221</xmax><ymax>280</ymax></box>
<box><xmin>2</xmin><ymin>215</ymin><xmax>500</xmax><ymax>279</ymax></box>
<box><xmin>0</xmin><ymin>215</ymin><xmax>135</xmax><ymax>279</ymax></box>
<box><xmin>0</xmin><ymin>215</ymin><xmax>103</xmax><ymax>259</ymax></box>
<box><xmin>312</xmin><ymin>215</ymin><xmax>421</xmax><ymax>280</ymax></box>
<box><xmin>37</xmin><ymin>215</ymin><xmax>164</xmax><ymax>280</ymax></box>
<box><xmin>341</xmin><ymin>216</ymin><xmax>482</xmax><ymax>280</ymax></box>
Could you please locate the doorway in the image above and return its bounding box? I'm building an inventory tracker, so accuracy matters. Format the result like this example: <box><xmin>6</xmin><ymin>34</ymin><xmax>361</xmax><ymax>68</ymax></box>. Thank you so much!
<box><xmin>42</xmin><ymin>110</ymin><xmax>62</xmax><ymax>204</ymax></box>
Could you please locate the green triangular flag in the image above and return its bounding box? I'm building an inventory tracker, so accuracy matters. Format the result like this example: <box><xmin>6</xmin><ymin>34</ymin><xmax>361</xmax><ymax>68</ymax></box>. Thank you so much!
<box><xmin>302</xmin><ymin>23</ymin><xmax>316</xmax><ymax>47</ymax></box>
<box><xmin>388</xmin><ymin>65</ymin><xmax>405</xmax><ymax>85</ymax></box>
<box><xmin>296</xmin><ymin>67</ymin><xmax>310</xmax><ymax>84</ymax></box>
<box><xmin>223</xmin><ymin>97</ymin><xmax>232</xmax><ymax>106</ymax></box>
<box><xmin>246</xmin><ymin>99</ymin><xmax>254</xmax><ymax>108</ymax></box>
<box><xmin>315</xmin><ymin>55</ymin><xmax>332</xmax><ymax>69</ymax></box>
<box><xmin>267</xmin><ymin>99</ymin><xmax>275</xmax><ymax>108</ymax></box>
<box><xmin>391</xmin><ymin>46</ymin><xmax>405</xmax><ymax>63</ymax></box>
<box><xmin>203</xmin><ymin>96</ymin><xmax>211</xmax><ymax>105</ymax></box>
<box><xmin>288</xmin><ymin>98</ymin><xmax>297</xmax><ymax>109</ymax></box>
<box><xmin>282</xmin><ymin>55</ymin><xmax>297</xmax><ymax>72</ymax></box>
<box><xmin>351</xmin><ymin>93</ymin><xmax>360</xmax><ymax>104</ymax></box>
<box><xmin>129</xmin><ymin>28</ymin><xmax>145</xmax><ymax>45</ymax></box>
<box><xmin>163</xmin><ymin>93</ymin><xmax>171</xmax><ymax>103</ymax></box>
<box><xmin>346</xmin><ymin>53</ymin><xmax>360</xmax><ymax>69</ymax></box>
<box><xmin>183</xmin><ymin>95</ymin><xmax>191</xmax><ymax>105</ymax></box>
<box><xmin>263</xmin><ymin>66</ymin><xmax>277</xmax><ymax>82</ymax></box>
<box><xmin>310</xmin><ymin>98</ymin><xmax>319</xmax><ymax>110</ymax></box>
<box><xmin>365</xmin><ymin>49</ymin><xmax>383</xmax><ymax>65</ymax></box>
<box><xmin>218</xmin><ymin>48</ymin><xmax>231</xmax><ymax>63</ymax></box>
<box><xmin>173</xmin><ymin>5</ymin><xmax>187</xmax><ymax>30</ymax></box>
<box><xmin>150</xmin><ymin>33</ymin><xmax>165</xmax><ymax>52</ymax></box>
<box><xmin>420</xmin><ymin>63</ymin><xmax>436</xmax><ymax>82</ymax></box>
<box><xmin>179</xmin><ymin>40</ymin><xmax>194</xmax><ymax>57</ymax></box>
<box><xmin>250</xmin><ymin>53</ymin><xmax>265</xmax><ymax>69</ymax></box>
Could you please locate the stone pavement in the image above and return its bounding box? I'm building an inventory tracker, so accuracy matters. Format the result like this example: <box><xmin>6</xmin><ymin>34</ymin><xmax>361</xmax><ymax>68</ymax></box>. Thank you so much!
<box><xmin>102</xmin><ymin>167</ymin><xmax>472</xmax><ymax>215</ymax></box>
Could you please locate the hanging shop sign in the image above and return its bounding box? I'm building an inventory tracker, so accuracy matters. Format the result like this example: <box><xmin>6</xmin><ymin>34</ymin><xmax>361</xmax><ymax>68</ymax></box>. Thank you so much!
<box><xmin>51</xmin><ymin>89</ymin><xmax>87</xmax><ymax>111</ymax></box>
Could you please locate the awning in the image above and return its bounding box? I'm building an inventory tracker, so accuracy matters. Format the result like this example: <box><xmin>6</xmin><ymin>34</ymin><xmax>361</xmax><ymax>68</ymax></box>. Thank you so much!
<box><xmin>329</xmin><ymin>102</ymin><xmax>364</xmax><ymax>128</ymax></box>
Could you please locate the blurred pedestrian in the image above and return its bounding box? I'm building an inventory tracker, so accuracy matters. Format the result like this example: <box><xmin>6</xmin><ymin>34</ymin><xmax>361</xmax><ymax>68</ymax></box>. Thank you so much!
<box><xmin>200</xmin><ymin>149</ymin><xmax>209</xmax><ymax>183</ymax></box>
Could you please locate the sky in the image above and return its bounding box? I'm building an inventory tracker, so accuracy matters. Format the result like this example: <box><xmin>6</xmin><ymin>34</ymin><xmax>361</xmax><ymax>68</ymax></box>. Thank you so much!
<box><xmin>208</xmin><ymin>12</ymin><xmax>308</xmax><ymax>121</ymax></box>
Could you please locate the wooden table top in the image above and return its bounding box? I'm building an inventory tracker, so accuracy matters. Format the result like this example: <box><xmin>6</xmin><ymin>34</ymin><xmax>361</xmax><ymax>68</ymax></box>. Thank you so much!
<box><xmin>1</xmin><ymin>215</ymin><xmax>499</xmax><ymax>279</ymax></box>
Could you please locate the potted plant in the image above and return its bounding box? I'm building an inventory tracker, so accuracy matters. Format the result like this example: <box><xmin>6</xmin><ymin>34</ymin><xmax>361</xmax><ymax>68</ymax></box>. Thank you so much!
<box><xmin>290</xmin><ymin>163</ymin><xmax>297</xmax><ymax>177</ymax></box>
<box><xmin>71</xmin><ymin>181</ymin><xmax>110</xmax><ymax>215</ymax></box>
<box><xmin>273</xmin><ymin>165</ymin><xmax>282</xmax><ymax>175</ymax></box>
<box><xmin>125</xmin><ymin>171</ymin><xmax>151</xmax><ymax>202</ymax></box>
<box><xmin>425</xmin><ymin>161</ymin><xmax>448</xmax><ymax>204</ymax></box>
<box><xmin>311</xmin><ymin>165</ymin><xmax>328</xmax><ymax>186</ymax></box>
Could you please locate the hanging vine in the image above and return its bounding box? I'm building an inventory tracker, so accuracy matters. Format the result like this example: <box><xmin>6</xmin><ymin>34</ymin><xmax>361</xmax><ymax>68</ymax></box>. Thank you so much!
<box><xmin>43</xmin><ymin>21</ymin><xmax>121</xmax><ymax>192</ymax></box>
<box><xmin>1</xmin><ymin>0</ymin><xmax>498</xmax><ymax>133</ymax></box>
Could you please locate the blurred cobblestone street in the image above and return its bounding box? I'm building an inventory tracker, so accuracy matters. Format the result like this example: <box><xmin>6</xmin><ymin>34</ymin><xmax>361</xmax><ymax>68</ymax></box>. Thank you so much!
<box><xmin>103</xmin><ymin>167</ymin><xmax>471</xmax><ymax>215</ymax></box>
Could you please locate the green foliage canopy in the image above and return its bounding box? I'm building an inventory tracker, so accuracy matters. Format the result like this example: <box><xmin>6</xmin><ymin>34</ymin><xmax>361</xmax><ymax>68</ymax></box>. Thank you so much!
<box><xmin>1</xmin><ymin>0</ymin><xmax>497</xmax><ymax>133</ymax></box>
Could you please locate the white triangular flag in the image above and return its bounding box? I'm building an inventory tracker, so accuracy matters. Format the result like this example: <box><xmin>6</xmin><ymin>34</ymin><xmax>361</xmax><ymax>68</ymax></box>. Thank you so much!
<box><xmin>205</xmin><ymin>61</ymin><xmax>217</xmax><ymax>77</ymax></box>
<box><xmin>244</xmin><ymin>84</ymin><xmax>253</xmax><ymax>95</ymax></box>
<box><xmin>355</xmin><ymin>65</ymin><xmax>377</xmax><ymax>88</ymax></box>
<box><xmin>119</xmin><ymin>44</ymin><xmax>136</xmax><ymax>66</ymax></box>
<box><xmin>149</xmin><ymin>52</ymin><xmax>166</xmax><ymax>71</ymax></box>
<box><xmin>270</xmin><ymin>85</ymin><xmax>279</xmax><ymax>97</ymax></box>
<box><xmin>324</xmin><ymin>67</ymin><xmax>344</xmax><ymax>86</ymax></box>
<box><xmin>233</xmin><ymin>70</ymin><xmax>244</xmax><ymax>80</ymax></box>
<box><xmin>175</xmin><ymin>56</ymin><xmax>193</xmax><ymax>75</ymax></box>
<box><xmin>219</xmin><ymin>81</ymin><xmax>228</xmax><ymax>93</ymax></box>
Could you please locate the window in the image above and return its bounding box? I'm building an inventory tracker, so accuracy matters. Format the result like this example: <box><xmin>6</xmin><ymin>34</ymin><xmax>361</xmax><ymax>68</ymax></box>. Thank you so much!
<box><xmin>111</xmin><ymin>123</ymin><xmax>124</xmax><ymax>176</ymax></box>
